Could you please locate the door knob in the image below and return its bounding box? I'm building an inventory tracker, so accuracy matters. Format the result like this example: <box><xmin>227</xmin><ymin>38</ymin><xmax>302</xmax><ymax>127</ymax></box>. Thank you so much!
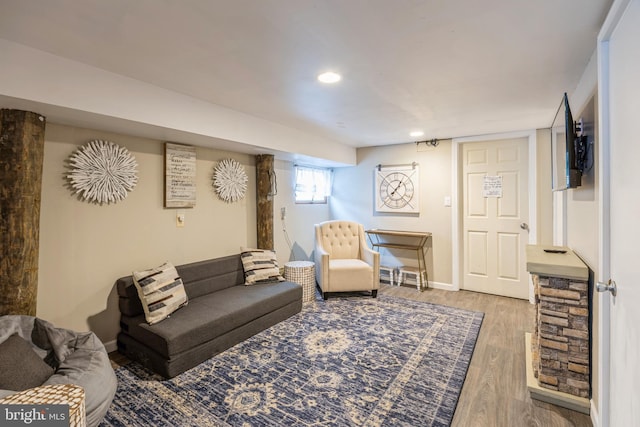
<box><xmin>596</xmin><ymin>279</ymin><xmax>617</xmax><ymax>296</ymax></box>
<box><xmin>520</xmin><ymin>223</ymin><xmax>529</xmax><ymax>231</ymax></box>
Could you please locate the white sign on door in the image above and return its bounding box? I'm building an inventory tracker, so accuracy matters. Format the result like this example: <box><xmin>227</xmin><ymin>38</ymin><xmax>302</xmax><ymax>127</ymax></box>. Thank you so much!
<box><xmin>483</xmin><ymin>175</ymin><xmax>503</xmax><ymax>198</ymax></box>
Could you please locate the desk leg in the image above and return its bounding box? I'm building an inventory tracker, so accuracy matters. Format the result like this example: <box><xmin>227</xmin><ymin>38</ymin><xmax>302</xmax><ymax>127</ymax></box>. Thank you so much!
<box><xmin>416</xmin><ymin>248</ymin><xmax>423</xmax><ymax>291</ymax></box>
<box><xmin>417</xmin><ymin>246</ymin><xmax>428</xmax><ymax>291</ymax></box>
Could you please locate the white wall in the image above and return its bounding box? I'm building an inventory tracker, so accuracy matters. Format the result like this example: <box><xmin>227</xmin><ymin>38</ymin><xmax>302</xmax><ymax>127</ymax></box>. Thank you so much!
<box><xmin>566</xmin><ymin>50</ymin><xmax>600</xmax><ymax>421</ymax></box>
<box><xmin>36</xmin><ymin>123</ymin><xmax>330</xmax><ymax>348</ymax></box>
<box><xmin>332</xmin><ymin>132</ymin><xmax>555</xmax><ymax>292</ymax></box>
<box><xmin>566</xmin><ymin>96</ymin><xmax>599</xmax><ymax>269</ymax></box>
<box><xmin>272</xmin><ymin>160</ymin><xmax>331</xmax><ymax>263</ymax></box>
<box><xmin>536</xmin><ymin>128</ymin><xmax>554</xmax><ymax>246</ymax></box>
<box><xmin>34</xmin><ymin>120</ymin><xmax>559</xmax><ymax>351</ymax></box>
<box><xmin>566</xmin><ymin>51</ymin><xmax>599</xmax><ymax>270</ymax></box>
<box><xmin>569</xmin><ymin>91</ymin><xmax>600</xmax><ymax>427</ymax></box>
<box><xmin>331</xmin><ymin>142</ymin><xmax>453</xmax><ymax>287</ymax></box>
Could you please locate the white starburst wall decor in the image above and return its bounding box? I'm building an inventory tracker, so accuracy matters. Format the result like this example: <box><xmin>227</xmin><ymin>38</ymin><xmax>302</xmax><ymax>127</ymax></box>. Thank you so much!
<box><xmin>213</xmin><ymin>158</ymin><xmax>248</xmax><ymax>203</ymax></box>
<box><xmin>67</xmin><ymin>139</ymin><xmax>138</xmax><ymax>205</ymax></box>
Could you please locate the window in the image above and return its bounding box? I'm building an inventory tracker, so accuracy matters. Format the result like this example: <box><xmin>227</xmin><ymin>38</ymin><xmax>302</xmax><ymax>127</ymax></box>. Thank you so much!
<box><xmin>294</xmin><ymin>166</ymin><xmax>332</xmax><ymax>204</ymax></box>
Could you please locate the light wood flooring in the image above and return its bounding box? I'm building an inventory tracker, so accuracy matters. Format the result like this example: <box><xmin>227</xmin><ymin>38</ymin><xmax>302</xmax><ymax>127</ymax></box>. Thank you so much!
<box><xmin>109</xmin><ymin>285</ymin><xmax>593</xmax><ymax>427</ymax></box>
<box><xmin>380</xmin><ymin>284</ymin><xmax>593</xmax><ymax>427</ymax></box>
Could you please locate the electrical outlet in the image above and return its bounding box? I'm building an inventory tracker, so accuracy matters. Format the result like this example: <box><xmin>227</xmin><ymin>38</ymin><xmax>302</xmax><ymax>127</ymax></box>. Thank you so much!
<box><xmin>176</xmin><ymin>212</ymin><xmax>185</xmax><ymax>227</ymax></box>
<box><xmin>444</xmin><ymin>196</ymin><xmax>451</xmax><ymax>207</ymax></box>
<box><xmin>281</xmin><ymin>207</ymin><xmax>286</xmax><ymax>220</ymax></box>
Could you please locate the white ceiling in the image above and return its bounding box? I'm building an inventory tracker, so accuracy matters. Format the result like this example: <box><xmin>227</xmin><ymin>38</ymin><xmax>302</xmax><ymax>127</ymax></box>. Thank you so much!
<box><xmin>0</xmin><ymin>0</ymin><xmax>612</xmax><ymax>149</ymax></box>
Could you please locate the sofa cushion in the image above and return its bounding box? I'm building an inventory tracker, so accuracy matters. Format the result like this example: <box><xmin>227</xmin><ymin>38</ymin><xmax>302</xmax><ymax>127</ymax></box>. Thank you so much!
<box><xmin>133</xmin><ymin>262</ymin><xmax>188</xmax><ymax>325</ymax></box>
<box><xmin>117</xmin><ymin>255</ymin><xmax>245</xmax><ymax>317</ymax></box>
<box><xmin>0</xmin><ymin>334</ymin><xmax>54</xmax><ymax>391</ymax></box>
<box><xmin>119</xmin><ymin>281</ymin><xmax>301</xmax><ymax>358</ymax></box>
<box><xmin>178</xmin><ymin>255</ymin><xmax>246</xmax><ymax>298</ymax></box>
<box><xmin>240</xmin><ymin>249</ymin><xmax>285</xmax><ymax>284</ymax></box>
<box><xmin>117</xmin><ymin>299</ymin><xmax>302</xmax><ymax>378</ymax></box>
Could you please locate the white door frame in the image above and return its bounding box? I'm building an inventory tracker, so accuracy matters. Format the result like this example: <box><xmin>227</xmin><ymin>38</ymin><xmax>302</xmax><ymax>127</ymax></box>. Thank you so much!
<box><xmin>595</xmin><ymin>1</ymin><xmax>632</xmax><ymax>425</ymax></box>
<box><xmin>452</xmin><ymin>130</ymin><xmax>538</xmax><ymax>302</ymax></box>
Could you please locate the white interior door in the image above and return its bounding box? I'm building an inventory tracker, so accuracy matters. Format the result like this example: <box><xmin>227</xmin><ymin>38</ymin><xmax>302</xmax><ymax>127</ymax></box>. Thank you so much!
<box><xmin>599</xmin><ymin>1</ymin><xmax>640</xmax><ymax>425</ymax></box>
<box><xmin>462</xmin><ymin>138</ymin><xmax>529</xmax><ymax>299</ymax></box>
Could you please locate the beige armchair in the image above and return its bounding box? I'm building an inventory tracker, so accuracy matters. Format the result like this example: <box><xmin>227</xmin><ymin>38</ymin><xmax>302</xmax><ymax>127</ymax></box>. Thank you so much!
<box><xmin>314</xmin><ymin>220</ymin><xmax>380</xmax><ymax>300</ymax></box>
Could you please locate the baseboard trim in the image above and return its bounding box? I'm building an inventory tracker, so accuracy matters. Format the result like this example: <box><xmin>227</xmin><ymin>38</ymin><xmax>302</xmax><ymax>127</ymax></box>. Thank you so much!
<box><xmin>386</xmin><ymin>281</ymin><xmax>455</xmax><ymax>291</ymax></box>
<box><xmin>590</xmin><ymin>399</ymin><xmax>600</xmax><ymax>427</ymax></box>
<box><xmin>429</xmin><ymin>281</ymin><xmax>455</xmax><ymax>291</ymax></box>
<box><xmin>104</xmin><ymin>339</ymin><xmax>117</xmax><ymax>353</ymax></box>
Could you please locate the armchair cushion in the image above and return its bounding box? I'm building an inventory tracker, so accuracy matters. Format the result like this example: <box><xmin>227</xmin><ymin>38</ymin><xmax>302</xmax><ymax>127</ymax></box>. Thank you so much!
<box><xmin>328</xmin><ymin>259</ymin><xmax>375</xmax><ymax>292</ymax></box>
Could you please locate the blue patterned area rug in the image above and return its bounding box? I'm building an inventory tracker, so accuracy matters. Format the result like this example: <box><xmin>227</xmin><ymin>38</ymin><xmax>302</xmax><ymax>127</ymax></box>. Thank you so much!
<box><xmin>102</xmin><ymin>294</ymin><xmax>483</xmax><ymax>427</ymax></box>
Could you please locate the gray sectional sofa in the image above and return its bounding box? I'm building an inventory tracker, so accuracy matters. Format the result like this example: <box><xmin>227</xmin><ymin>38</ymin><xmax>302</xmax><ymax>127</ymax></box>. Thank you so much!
<box><xmin>116</xmin><ymin>253</ymin><xmax>302</xmax><ymax>378</ymax></box>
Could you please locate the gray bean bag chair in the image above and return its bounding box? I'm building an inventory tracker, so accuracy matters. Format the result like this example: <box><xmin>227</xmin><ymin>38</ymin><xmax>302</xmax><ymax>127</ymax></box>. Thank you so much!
<box><xmin>0</xmin><ymin>315</ymin><xmax>117</xmax><ymax>427</ymax></box>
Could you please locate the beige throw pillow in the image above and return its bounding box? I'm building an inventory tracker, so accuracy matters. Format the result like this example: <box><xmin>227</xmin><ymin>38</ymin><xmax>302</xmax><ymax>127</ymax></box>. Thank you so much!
<box><xmin>240</xmin><ymin>248</ymin><xmax>285</xmax><ymax>285</ymax></box>
<box><xmin>132</xmin><ymin>261</ymin><xmax>188</xmax><ymax>325</ymax></box>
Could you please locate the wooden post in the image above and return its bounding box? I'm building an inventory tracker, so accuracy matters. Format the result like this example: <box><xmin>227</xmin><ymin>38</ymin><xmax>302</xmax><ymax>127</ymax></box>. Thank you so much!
<box><xmin>0</xmin><ymin>109</ymin><xmax>46</xmax><ymax>315</ymax></box>
<box><xmin>256</xmin><ymin>154</ymin><xmax>274</xmax><ymax>250</ymax></box>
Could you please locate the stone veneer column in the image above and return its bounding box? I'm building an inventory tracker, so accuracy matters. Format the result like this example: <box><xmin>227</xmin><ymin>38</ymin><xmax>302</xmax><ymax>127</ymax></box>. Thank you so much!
<box><xmin>532</xmin><ymin>274</ymin><xmax>590</xmax><ymax>398</ymax></box>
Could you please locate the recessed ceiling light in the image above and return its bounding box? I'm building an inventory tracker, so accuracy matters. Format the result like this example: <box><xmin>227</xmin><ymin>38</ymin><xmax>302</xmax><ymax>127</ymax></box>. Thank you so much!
<box><xmin>318</xmin><ymin>71</ymin><xmax>342</xmax><ymax>84</ymax></box>
<box><xmin>410</xmin><ymin>131</ymin><xmax>425</xmax><ymax>138</ymax></box>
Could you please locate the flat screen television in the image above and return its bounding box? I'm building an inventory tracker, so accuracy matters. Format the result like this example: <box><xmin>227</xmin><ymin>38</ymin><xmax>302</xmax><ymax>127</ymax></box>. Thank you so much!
<box><xmin>551</xmin><ymin>93</ymin><xmax>582</xmax><ymax>190</ymax></box>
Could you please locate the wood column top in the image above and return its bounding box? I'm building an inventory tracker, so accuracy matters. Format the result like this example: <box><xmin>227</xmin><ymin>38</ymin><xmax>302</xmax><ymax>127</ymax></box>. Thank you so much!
<box><xmin>526</xmin><ymin>245</ymin><xmax>588</xmax><ymax>281</ymax></box>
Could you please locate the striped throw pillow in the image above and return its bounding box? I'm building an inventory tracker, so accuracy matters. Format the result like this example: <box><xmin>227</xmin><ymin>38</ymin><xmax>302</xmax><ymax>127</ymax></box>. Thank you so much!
<box><xmin>132</xmin><ymin>262</ymin><xmax>188</xmax><ymax>325</ymax></box>
<box><xmin>240</xmin><ymin>249</ymin><xmax>285</xmax><ymax>285</ymax></box>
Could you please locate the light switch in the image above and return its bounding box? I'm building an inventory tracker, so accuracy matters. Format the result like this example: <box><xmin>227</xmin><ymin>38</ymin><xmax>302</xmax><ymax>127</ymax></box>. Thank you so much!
<box><xmin>444</xmin><ymin>196</ymin><xmax>451</xmax><ymax>207</ymax></box>
<box><xmin>176</xmin><ymin>212</ymin><xmax>185</xmax><ymax>227</ymax></box>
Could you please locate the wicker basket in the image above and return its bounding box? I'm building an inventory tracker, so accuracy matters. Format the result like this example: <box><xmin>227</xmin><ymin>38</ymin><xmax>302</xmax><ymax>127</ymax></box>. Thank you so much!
<box><xmin>0</xmin><ymin>384</ymin><xmax>86</xmax><ymax>427</ymax></box>
<box><xmin>284</xmin><ymin>261</ymin><xmax>316</xmax><ymax>303</ymax></box>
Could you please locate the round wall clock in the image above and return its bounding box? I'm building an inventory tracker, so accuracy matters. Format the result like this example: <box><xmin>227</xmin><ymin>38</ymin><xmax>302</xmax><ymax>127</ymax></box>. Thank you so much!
<box><xmin>213</xmin><ymin>158</ymin><xmax>248</xmax><ymax>203</ymax></box>
<box><xmin>375</xmin><ymin>165</ymin><xmax>420</xmax><ymax>213</ymax></box>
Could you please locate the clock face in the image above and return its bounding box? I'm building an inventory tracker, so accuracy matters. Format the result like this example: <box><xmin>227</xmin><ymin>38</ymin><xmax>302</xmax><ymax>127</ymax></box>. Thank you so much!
<box><xmin>379</xmin><ymin>172</ymin><xmax>414</xmax><ymax>208</ymax></box>
<box><xmin>375</xmin><ymin>167</ymin><xmax>420</xmax><ymax>213</ymax></box>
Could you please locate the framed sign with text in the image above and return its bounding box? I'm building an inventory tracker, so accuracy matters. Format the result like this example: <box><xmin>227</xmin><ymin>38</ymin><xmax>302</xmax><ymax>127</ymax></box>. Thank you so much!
<box><xmin>165</xmin><ymin>143</ymin><xmax>196</xmax><ymax>208</ymax></box>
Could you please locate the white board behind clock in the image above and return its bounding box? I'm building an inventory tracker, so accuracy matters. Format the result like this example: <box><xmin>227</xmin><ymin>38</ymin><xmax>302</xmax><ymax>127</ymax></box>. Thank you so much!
<box><xmin>374</xmin><ymin>165</ymin><xmax>420</xmax><ymax>213</ymax></box>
